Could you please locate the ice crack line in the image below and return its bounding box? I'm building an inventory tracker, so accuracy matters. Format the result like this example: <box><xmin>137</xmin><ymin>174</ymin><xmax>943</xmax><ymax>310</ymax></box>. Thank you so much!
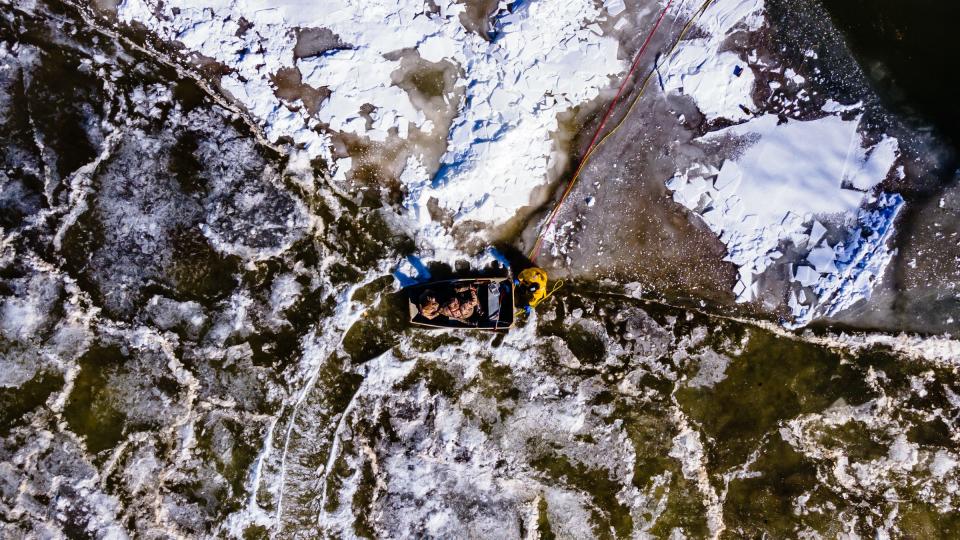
<box><xmin>271</xmin><ymin>271</ymin><xmax>381</xmax><ymax>526</ymax></box>
<box><xmin>669</xmin><ymin>399</ymin><xmax>725</xmax><ymax>539</ymax></box>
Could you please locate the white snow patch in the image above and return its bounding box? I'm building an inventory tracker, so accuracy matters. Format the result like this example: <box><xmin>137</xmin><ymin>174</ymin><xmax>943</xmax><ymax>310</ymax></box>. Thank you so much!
<box><xmin>0</xmin><ymin>296</ymin><xmax>45</xmax><ymax>343</ymax></box>
<box><xmin>119</xmin><ymin>0</ymin><xmax>627</xmax><ymax>239</ymax></box>
<box><xmin>410</xmin><ymin>0</ymin><xmax>625</xmax><ymax>229</ymax></box>
<box><xmin>661</xmin><ymin>0</ymin><xmax>765</xmax><ymax>122</ymax></box>
<box><xmin>666</xmin><ymin>114</ymin><xmax>900</xmax><ymax>323</ymax></box>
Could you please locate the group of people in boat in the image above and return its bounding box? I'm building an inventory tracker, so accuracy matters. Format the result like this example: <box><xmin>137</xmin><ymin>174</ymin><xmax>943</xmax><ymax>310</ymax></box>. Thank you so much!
<box><xmin>416</xmin><ymin>282</ymin><xmax>481</xmax><ymax>323</ymax></box>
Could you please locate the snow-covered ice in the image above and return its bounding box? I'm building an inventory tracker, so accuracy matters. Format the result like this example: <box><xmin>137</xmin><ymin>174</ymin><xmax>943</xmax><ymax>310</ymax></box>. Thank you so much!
<box><xmin>668</xmin><ymin>114</ymin><xmax>900</xmax><ymax>313</ymax></box>
<box><xmin>117</xmin><ymin>0</ymin><xmax>908</xmax><ymax>325</ymax></box>
<box><xmin>658</xmin><ymin>0</ymin><xmax>902</xmax><ymax>324</ymax></box>
<box><xmin>661</xmin><ymin>0</ymin><xmax>763</xmax><ymax>122</ymax></box>
<box><xmin>118</xmin><ymin>0</ymin><xmax>626</xmax><ymax>240</ymax></box>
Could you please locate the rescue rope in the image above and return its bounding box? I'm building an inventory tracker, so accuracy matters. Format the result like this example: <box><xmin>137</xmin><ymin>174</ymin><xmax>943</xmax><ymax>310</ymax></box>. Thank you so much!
<box><xmin>515</xmin><ymin>279</ymin><xmax>565</xmax><ymax>318</ymax></box>
<box><xmin>540</xmin><ymin>279</ymin><xmax>565</xmax><ymax>304</ymax></box>
<box><xmin>528</xmin><ymin>0</ymin><xmax>716</xmax><ymax>261</ymax></box>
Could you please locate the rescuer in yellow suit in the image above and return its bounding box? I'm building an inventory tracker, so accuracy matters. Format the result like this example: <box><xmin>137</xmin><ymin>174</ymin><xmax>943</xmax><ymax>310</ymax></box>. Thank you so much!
<box><xmin>517</xmin><ymin>267</ymin><xmax>549</xmax><ymax>311</ymax></box>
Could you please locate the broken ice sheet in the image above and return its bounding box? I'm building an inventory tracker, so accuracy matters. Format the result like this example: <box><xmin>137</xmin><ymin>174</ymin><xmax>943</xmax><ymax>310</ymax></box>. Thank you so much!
<box><xmin>668</xmin><ymin>111</ymin><xmax>900</xmax><ymax>311</ymax></box>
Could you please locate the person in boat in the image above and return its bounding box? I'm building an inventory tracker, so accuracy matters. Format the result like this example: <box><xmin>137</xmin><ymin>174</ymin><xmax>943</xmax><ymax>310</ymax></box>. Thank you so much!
<box><xmin>417</xmin><ymin>289</ymin><xmax>441</xmax><ymax>320</ymax></box>
<box><xmin>444</xmin><ymin>283</ymin><xmax>480</xmax><ymax>321</ymax></box>
<box><xmin>417</xmin><ymin>283</ymin><xmax>480</xmax><ymax>322</ymax></box>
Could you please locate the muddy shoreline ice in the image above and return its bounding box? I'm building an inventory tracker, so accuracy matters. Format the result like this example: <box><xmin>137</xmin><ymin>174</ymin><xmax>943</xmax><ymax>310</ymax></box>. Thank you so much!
<box><xmin>1</xmin><ymin>0</ymin><xmax>960</xmax><ymax>538</ymax></box>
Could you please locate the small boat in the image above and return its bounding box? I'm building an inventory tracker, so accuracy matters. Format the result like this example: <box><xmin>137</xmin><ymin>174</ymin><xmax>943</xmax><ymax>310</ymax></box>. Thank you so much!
<box><xmin>406</xmin><ymin>276</ymin><xmax>515</xmax><ymax>331</ymax></box>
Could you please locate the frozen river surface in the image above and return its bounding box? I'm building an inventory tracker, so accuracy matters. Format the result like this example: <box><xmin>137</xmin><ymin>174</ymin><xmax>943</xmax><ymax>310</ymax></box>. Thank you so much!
<box><xmin>1</xmin><ymin>0</ymin><xmax>959</xmax><ymax>538</ymax></box>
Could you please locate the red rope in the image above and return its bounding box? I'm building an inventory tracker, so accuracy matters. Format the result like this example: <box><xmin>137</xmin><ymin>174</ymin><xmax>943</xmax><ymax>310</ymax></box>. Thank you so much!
<box><xmin>530</xmin><ymin>0</ymin><xmax>675</xmax><ymax>260</ymax></box>
<box><xmin>582</xmin><ymin>0</ymin><xmax>674</xmax><ymax>163</ymax></box>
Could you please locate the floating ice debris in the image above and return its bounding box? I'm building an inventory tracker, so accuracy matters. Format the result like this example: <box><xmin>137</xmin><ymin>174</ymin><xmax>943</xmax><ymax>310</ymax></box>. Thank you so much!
<box><xmin>788</xmin><ymin>193</ymin><xmax>905</xmax><ymax>326</ymax></box>
<box><xmin>784</xmin><ymin>67</ymin><xmax>805</xmax><ymax>85</ymax></box>
<box><xmin>814</xmin><ymin>194</ymin><xmax>904</xmax><ymax>314</ymax></box>
<box><xmin>822</xmin><ymin>99</ymin><xmax>863</xmax><ymax>113</ymax></box>
<box><xmin>660</xmin><ymin>0</ymin><xmax>765</xmax><ymax>122</ymax></box>
<box><xmin>807</xmin><ymin>244</ymin><xmax>839</xmax><ymax>274</ymax></box>
<box><xmin>661</xmin><ymin>44</ymin><xmax>757</xmax><ymax>122</ymax></box>
<box><xmin>667</xmin><ymin>113</ymin><xmax>900</xmax><ymax>307</ymax></box>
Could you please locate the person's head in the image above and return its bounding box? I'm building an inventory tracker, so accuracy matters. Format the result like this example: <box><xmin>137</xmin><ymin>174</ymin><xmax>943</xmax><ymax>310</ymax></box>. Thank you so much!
<box><xmin>444</xmin><ymin>296</ymin><xmax>462</xmax><ymax>318</ymax></box>
<box><xmin>419</xmin><ymin>290</ymin><xmax>439</xmax><ymax>318</ymax></box>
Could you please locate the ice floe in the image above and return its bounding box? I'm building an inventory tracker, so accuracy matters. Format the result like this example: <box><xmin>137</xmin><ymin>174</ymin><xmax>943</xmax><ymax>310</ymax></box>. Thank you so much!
<box><xmin>660</xmin><ymin>0</ymin><xmax>902</xmax><ymax>324</ymax></box>
<box><xmin>667</xmin><ymin>113</ymin><xmax>900</xmax><ymax>313</ymax></box>
<box><xmin>660</xmin><ymin>0</ymin><xmax>764</xmax><ymax>122</ymax></box>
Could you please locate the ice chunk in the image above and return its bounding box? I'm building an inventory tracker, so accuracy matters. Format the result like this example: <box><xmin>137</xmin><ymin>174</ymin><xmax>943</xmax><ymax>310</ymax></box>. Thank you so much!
<box><xmin>788</xmin><ymin>290</ymin><xmax>804</xmax><ymax>317</ymax></box>
<box><xmin>807</xmin><ymin>245</ymin><xmax>838</xmax><ymax>274</ymax></box>
<box><xmin>332</xmin><ymin>156</ymin><xmax>353</xmax><ymax>182</ymax></box>
<box><xmin>843</xmin><ymin>136</ymin><xmax>899</xmax><ymax>191</ymax></box>
<box><xmin>784</xmin><ymin>68</ymin><xmax>805</xmax><ymax>84</ymax></box>
<box><xmin>793</xmin><ymin>265</ymin><xmax>820</xmax><ymax>287</ymax></box>
<box><xmin>713</xmin><ymin>161</ymin><xmax>742</xmax><ymax>195</ymax></box>
<box><xmin>808</xmin><ymin>220</ymin><xmax>827</xmax><ymax>247</ymax></box>
<box><xmin>930</xmin><ymin>450</ymin><xmax>958</xmax><ymax>478</ymax></box>
<box><xmin>604</xmin><ymin>0</ymin><xmax>626</xmax><ymax>16</ymax></box>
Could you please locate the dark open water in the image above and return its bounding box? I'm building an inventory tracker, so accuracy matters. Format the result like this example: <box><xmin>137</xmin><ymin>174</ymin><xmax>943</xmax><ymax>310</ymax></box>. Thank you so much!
<box><xmin>820</xmin><ymin>1</ymin><xmax>960</xmax><ymax>150</ymax></box>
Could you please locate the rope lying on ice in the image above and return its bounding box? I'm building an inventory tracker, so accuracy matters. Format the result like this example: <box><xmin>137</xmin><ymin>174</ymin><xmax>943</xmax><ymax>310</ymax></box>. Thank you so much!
<box><xmin>528</xmin><ymin>0</ymin><xmax>716</xmax><ymax>261</ymax></box>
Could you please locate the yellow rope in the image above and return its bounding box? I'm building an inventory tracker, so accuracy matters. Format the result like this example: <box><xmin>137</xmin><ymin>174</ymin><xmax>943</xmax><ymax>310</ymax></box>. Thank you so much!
<box><xmin>529</xmin><ymin>0</ymin><xmax>715</xmax><ymax>261</ymax></box>
<box><xmin>533</xmin><ymin>279</ymin><xmax>565</xmax><ymax>307</ymax></box>
<box><xmin>515</xmin><ymin>279</ymin><xmax>566</xmax><ymax>318</ymax></box>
